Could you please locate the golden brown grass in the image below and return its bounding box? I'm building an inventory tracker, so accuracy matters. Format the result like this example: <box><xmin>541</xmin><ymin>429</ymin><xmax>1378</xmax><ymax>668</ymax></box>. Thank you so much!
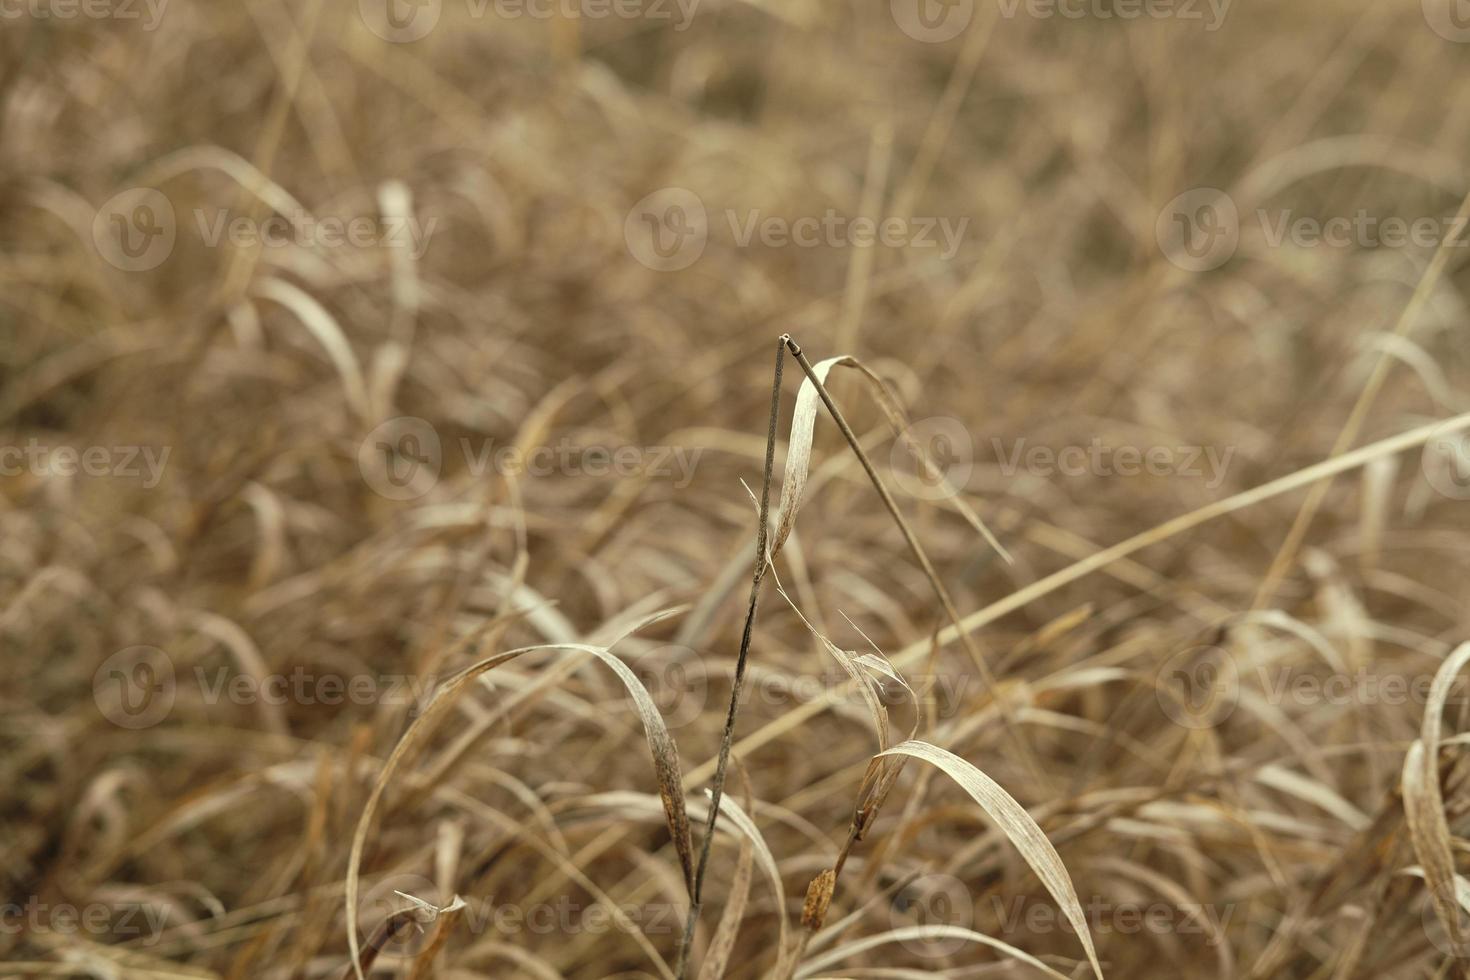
<box><xmin>6</xmin><ymin>1</ymin><xmax>1470</xmax><ymax>977</ymax></box>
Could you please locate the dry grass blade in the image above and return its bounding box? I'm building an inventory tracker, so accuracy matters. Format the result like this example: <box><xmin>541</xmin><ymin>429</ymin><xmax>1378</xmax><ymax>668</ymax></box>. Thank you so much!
<box><xmin>794</xmin><ymin>925</ymin><xmax>1072</xmax><ymax>980</ymax></box>
<box><xmin>1403</xmin><ymin>743</ymin><xmax>1461</xmax><ymax>956</ymax></box>
<box><xmin>341</xmin><ymin>892</ymin><xmax>465</xmax><ymax>980</ymax></box>
<box><xmin>344</xmin><ymin>628</ymin><xmax>694</xmax><ymax>980</ymax></box>
<box><xmin>1251</xmin><ymin>186</ymin><xmax>1470</xmax><ymax>609</ymax></box>
<box><xmin>694</xmin><ymin>835</ymin><xmax>752</xmax><ymax>980</ymax></box>
<box><xmin>769</xmin><ymin>351</ymin><xmax>1007</xmax><ymax>564</ymax></box>
<box><xmin>608</xmin><ymin>657</ymin><xmax>699</xmax><ymax>898</ymax></box>
<box><xmin>1254</xmin><ymin>764</ymin><xmax>1369</xmax><ymax>831</ymax></box>
<box><xmin>782</xmin><ymin>337</ymin><xmax>1047</xmax><ymax>790</ymax></box>
<box><xmin>251</xmin><ymin>275</ymin><xmax>371</xmax><ymax>422</ymax></box>
<box><xmin>568</xmin><ymin>788</ymin><xmax>791</xmax><ymax>963</ymax></box>
<box><xmin>405</xmin><ymin>896</ymin><xmax>466</xmax><ymax>980</ymax></box>
<box><xmin>932</xmin><ymin>412</ymin><xmax>1470</xmax><ymax>660</ymax></box>
<box><xmin>699</xmin><ymin>788</ymin><xmax>790</xmax><ymax>958</ymax></box>
<box><xmin>1403</xmin><ymin>642</ymin><xmax>1470</xmax><ymax>955</ymax></box>
<box><xmin>776</xmin><ymin>582</ymin><xmax>891</xmax><ymax>750</ymax></box>
<box><xmin>875</xmin><ymin>740</ymin><xmax>1105</xmax><ymax>980</ymax></box>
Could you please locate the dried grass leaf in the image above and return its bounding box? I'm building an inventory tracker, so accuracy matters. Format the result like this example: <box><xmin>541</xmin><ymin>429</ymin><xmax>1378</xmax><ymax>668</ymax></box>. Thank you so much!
<box><xmin>776</xmin><ymin>583</ymin><xmax>890</xmax><ymax>750</ymax></box>
<box><xmin>700</xmin><ymin>789</ymin><xmax>790</xmax><ymax>956</ymax></box>
<box><xmin>1255</xmin><ymin>764</ymin><xmax>1369</xmax><ymax>831</ymax></box>
<box><xmin>253</xmin><ymin>276</ymin><xmax>371</xmax><ymax>422</ymax></box>
<box><xmin>794</xmin><ymin>925</ymin><xmax>1070</xmax><ymax>979</ymax></box>
<box><xmin>875</xmin><ymin>740</ymin><xmax>1105</xmax><ymax>979</ymax></box>
<box><xmin>569</xmin><ymin>788</ymin><xmax>790</xmax><ymax>959</ymax></box>
<box><xmin>1402</xmin><ymin>641</ymin><xmax>1470</xmax><ymax>952</ymax></box>
<box><xmin>696</xmin><ymin>835</ymin><xmax>753</xmax><ymax>980</ymax></box>
<box><xmin>771</xmin><ymin>355</ymin><xmax>1007</xmax><ymax>564</ymax></box>
<box><xmin>346</xmin><ymin>627</ymin><xmax>695</xmax><ymax>980</ymax></box>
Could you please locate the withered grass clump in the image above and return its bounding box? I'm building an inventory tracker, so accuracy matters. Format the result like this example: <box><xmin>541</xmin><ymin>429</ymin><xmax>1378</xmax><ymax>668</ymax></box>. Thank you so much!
<box><xmin>6</xmin><ymin>2</ymin><xmax>1470</xmax><ymax>978</ymax></box>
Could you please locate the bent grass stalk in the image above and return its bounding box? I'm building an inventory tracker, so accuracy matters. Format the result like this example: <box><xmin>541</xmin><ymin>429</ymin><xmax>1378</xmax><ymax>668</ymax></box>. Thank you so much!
<box><xmin>779</xmin><ymin>336</ymin><xmax>1049</xmax><ymax>793</ymax></box>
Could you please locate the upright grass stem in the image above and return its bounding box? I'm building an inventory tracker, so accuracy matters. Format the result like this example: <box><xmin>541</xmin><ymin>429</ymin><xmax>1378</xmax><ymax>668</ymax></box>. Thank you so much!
<box><xmin>675</xmin><ymin>335</ymin><xmax>786</xmax><ymax>978</ymax></box>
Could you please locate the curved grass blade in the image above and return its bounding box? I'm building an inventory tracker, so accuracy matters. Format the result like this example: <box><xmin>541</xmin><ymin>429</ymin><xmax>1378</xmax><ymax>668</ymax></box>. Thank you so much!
<box><xmin>875</xmin><ymin>739</ymin><xmax>1105</xmax><ymax>979</ymax></box>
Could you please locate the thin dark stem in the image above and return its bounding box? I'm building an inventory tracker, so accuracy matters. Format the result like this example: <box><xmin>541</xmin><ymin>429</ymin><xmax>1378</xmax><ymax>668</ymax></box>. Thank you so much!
<box><xmin>675</xmin><ymin>334</ymin><xmax>786</xmax><ymax>979</ymax></box>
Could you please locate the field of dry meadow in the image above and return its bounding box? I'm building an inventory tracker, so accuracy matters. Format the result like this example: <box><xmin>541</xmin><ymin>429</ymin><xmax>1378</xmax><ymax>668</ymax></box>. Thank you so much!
<box><xmin>6</xmin><ymin>0</ymin><xmax>1470</xmax><ymax>976</ymax></box>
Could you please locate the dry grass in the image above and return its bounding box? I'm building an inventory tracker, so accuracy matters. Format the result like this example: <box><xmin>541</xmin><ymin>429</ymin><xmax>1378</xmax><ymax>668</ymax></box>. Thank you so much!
<box><xmin>6</xmin><ymin>0</ymin><xmax>1470</xmax><ymax>977</ymax></box>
